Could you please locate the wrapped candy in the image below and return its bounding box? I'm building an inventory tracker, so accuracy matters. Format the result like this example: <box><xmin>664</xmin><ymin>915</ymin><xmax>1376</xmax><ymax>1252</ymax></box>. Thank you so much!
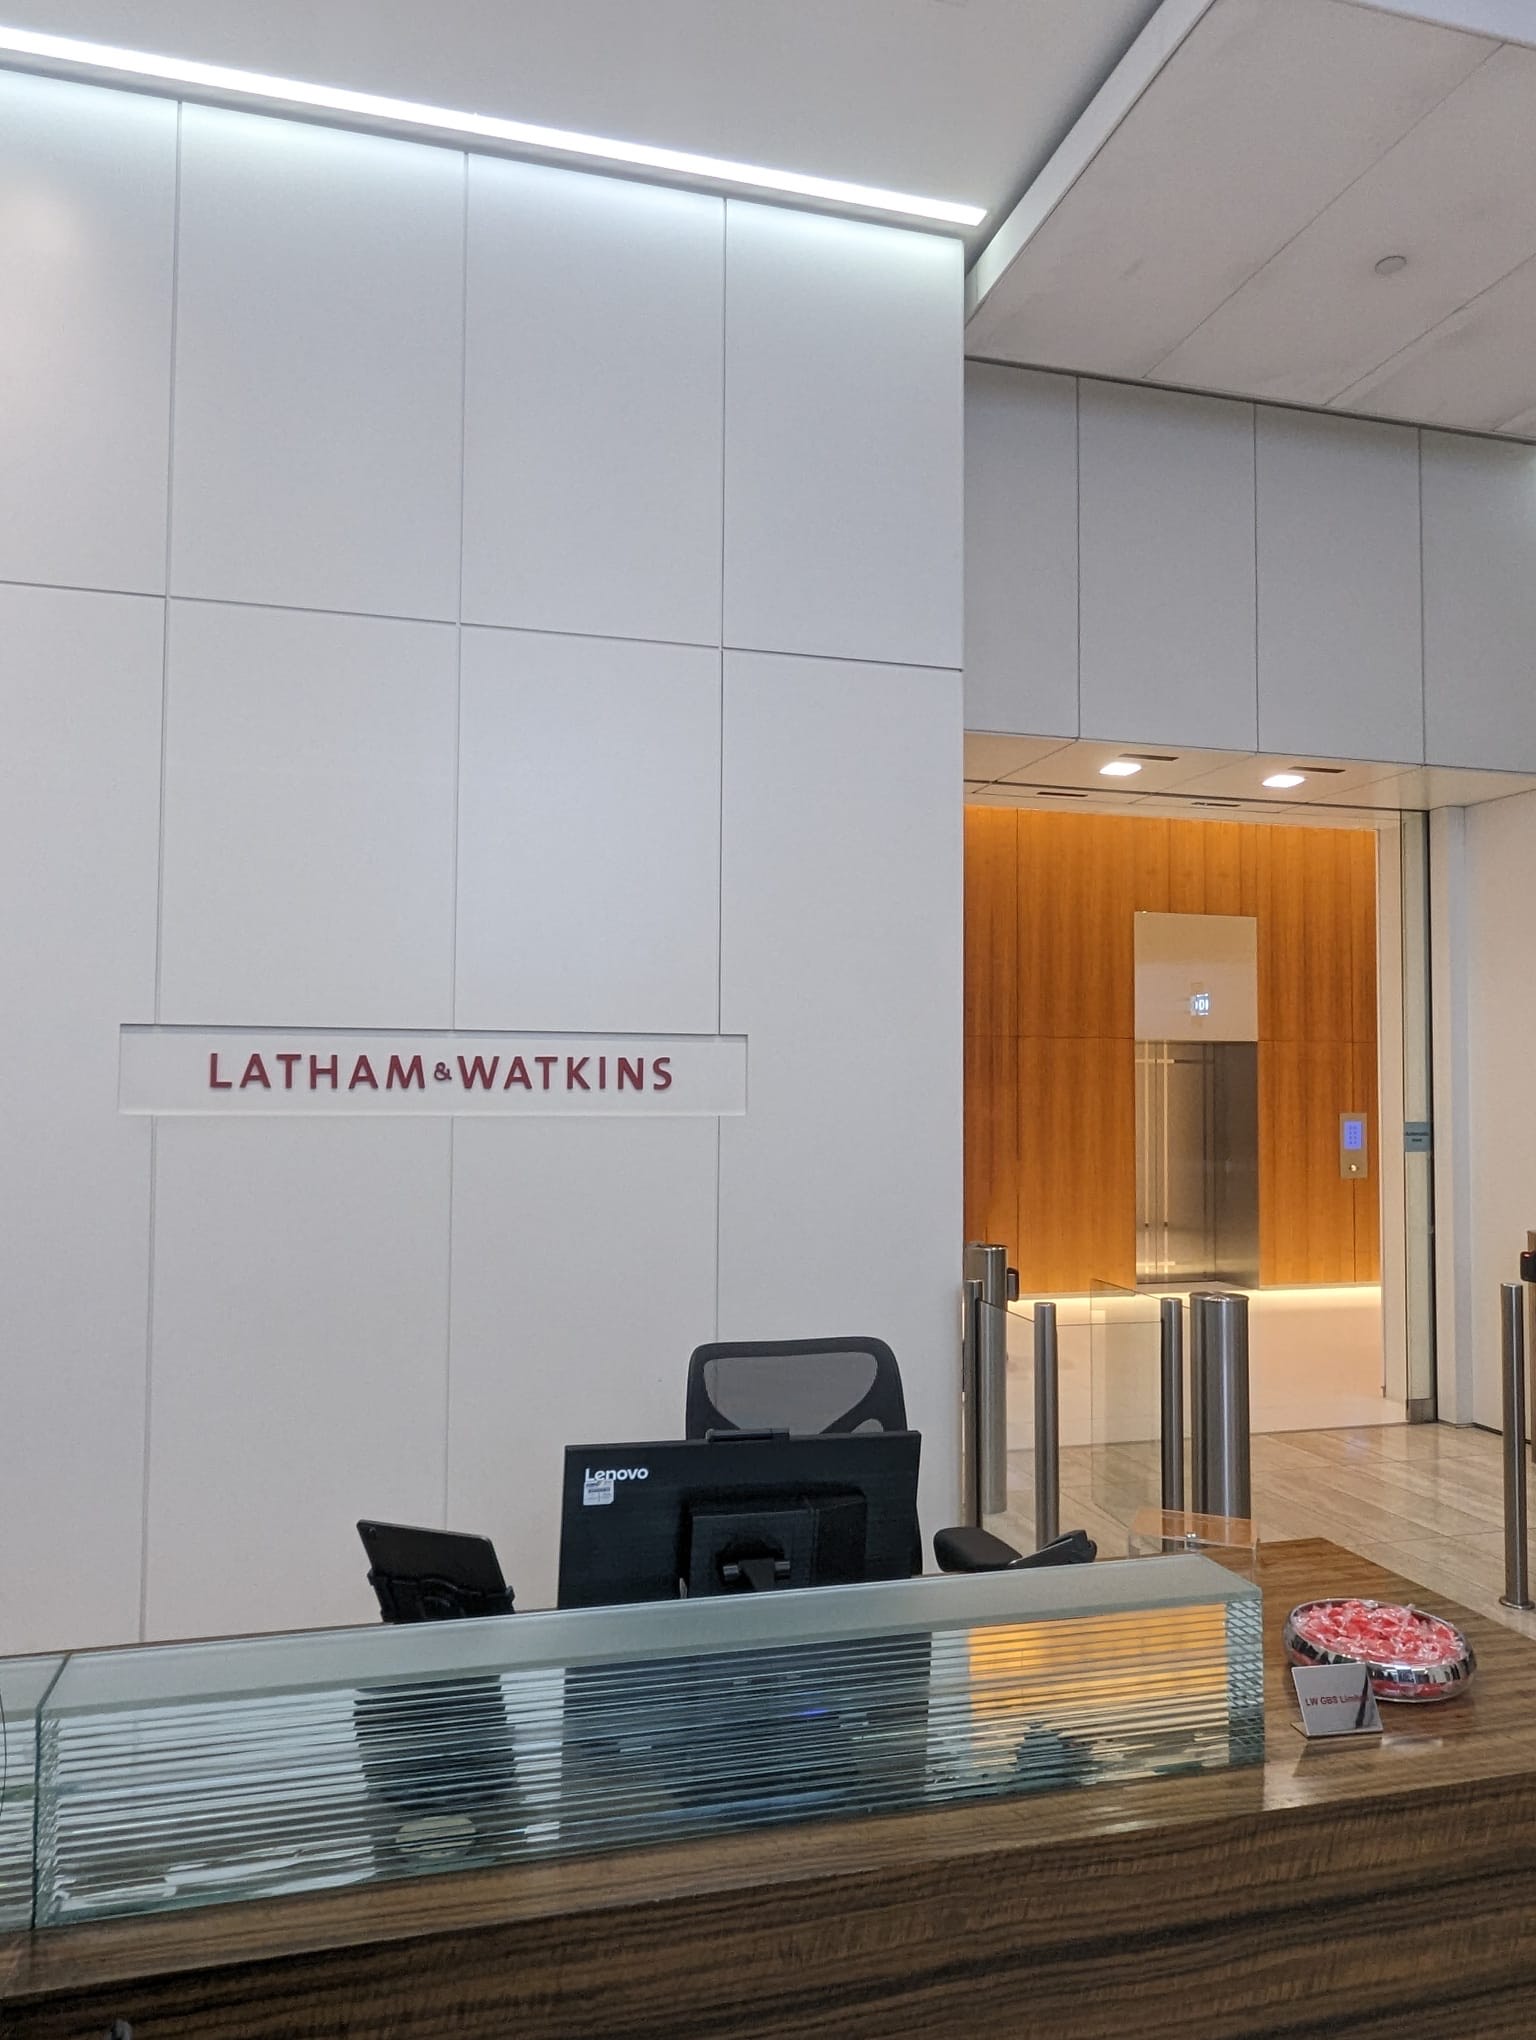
<box><xmin>1284</xmin><ymin>1597</ymin><xmax>1475</xmax><ymax>1703</ymax></box>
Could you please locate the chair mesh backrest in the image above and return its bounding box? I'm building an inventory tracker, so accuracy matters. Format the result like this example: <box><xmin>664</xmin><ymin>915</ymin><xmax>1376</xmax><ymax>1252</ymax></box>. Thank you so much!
<box><xmin>686</xmin><ymin>1338</ymin><xmax>906</xmax><ymax>1439</ymax></box>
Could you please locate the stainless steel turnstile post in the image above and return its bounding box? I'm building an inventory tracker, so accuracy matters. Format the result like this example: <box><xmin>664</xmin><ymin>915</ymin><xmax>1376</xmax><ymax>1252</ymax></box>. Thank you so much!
<box><xmin>1159</xmin><ymin>1295</ymin><xmax>1185</xmax><ymax>1513</ymax></box>
<box><xmin>962</xmin><ymin>1243</ymin><xmax>1011</xmax><ymax>1522</ymax></box>
<box><xmin>1500</xmin><ymin>1280</ymin><xmax>1533</xmax><ymax>1611</ymax></box>
<box><xmin>1034</xmin><ymin>1301</ymin><xmax>1060</xmax><ymax>1550</ymax></box>
<box><xmin>1189</xmin><ymin>1289</ymin><xmax>1251</xmax><ymax>1519</ymax></box>
<box><xmin>960</xmin><ymin>1275</ymin><xmax>984</xmax><ymax>1526</ymax></box>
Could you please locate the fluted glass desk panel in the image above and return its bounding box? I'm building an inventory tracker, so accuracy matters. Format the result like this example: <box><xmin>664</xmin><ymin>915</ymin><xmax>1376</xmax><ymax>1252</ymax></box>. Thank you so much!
<box><xmin>1</xmin><ymin>1656</ymin><xmax>64</xmax><ymax>1930</ymax></box>
<box><xmin>33</xmin><ymin>1556</ymin><xmax>1262</xmax><ymax>1926</ymax></box>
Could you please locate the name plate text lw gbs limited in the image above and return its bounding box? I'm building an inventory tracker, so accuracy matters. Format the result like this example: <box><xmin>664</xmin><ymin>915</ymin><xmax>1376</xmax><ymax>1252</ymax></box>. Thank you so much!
<box><xmin>119</xmin><ymin>1029</ymin><xmax>747</xmax><ymax>1116</ymax></box>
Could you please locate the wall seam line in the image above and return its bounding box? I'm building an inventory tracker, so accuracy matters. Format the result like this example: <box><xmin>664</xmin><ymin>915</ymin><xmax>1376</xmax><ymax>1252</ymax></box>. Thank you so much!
<box><xmin>715</xmin><ymin>199</ymin><xmax>728</xmax><ymax>1340</ymax></box>
<box><xmin>443</xmin><ymin>1118</ymin><xmax>456</xmax><ymax>1529</ymax></box>
<box><xmin>721</xmin><ymin>642</ymin><xmax>960</xmax><ymax>676</ymax></box>
<box><xmin>1418</xmin><ymin>430</ymin><xmax>1428</xmax><ymax>767</ymax></box>
<box><xmin>153</xmin><ymin>99</ymin><xmax>184</xmax><ymax>1027</ymax></box>
<box><xmin>1074</xmin><ymin>375</ymin><xmax>1082</xmax><ymax>738</ymax></box>
<box><xmin>140</xmin><ymin>99</ymin><xmax>182</xmax><ymax>1639</ymax></box>
<box><xmin>444</xmin><ymin>148</ymin><xmax>470</xmax><ymax>1525</ymax></box>
<box><xmin>1252</xmin><ymin>404</ymin><xmax>1260</xmax><ymax>752</ymax></box>
<box><xmin>451</xmin><ymin>148</ymin><xmax>469</xmax><ymax>1033</ymax></box>
<box><xmin>0</xmin><ymin>575</ymin><xmax>164</xmax><ymax>602</ymax></box>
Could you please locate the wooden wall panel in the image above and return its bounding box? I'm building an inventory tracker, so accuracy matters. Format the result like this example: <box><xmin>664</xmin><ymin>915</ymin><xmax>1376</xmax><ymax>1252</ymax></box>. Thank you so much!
<box><xmin>963</xmin><ymin>1031</ymin><xmax>1019</xmax><ymax>1257</ymax></box>
<box><xmin>963</xmin><ymin>807</ymin><xmax>1018</xmax><ymax>1039</ymax></box>
<box><xmin>1015</xmin><ymin>810</ymin><xmax>1140</xmax><ymax>1039</ymax></box>
<box><xmin>965</xmin><ymin>807</ymin><xmax>1381</xmax><ymax>1293</ymax></box>
<box><xmin>1016</xmin><ymin>1036</ymin><xmax>1136</xmax><ymax>1292</ymax></box>
<box><xmin>1260</xmin><ymin>1040</ymin><xmax>1361</xmax><ymax>1287</ymax></box>
<box><xmin>1349</xmin><ymin>835</ymin><xmax>1379</xmax><ymax>1049</ymax></box>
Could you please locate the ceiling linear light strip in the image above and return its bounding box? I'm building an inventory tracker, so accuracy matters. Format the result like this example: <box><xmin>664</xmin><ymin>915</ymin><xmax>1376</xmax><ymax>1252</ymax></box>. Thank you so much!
<box><xmin>0</xmin><ymin>24</ymin><xmax>986</xmax><ymax>229</ymax></box>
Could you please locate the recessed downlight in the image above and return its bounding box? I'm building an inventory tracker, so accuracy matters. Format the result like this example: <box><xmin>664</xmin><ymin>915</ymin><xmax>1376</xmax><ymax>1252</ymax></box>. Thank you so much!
<box><xmin>1263</xmin><ymin>772</ymin><xmax>1306</xmax><ymax>790</ymax></box>
<box><xmin>1099</xmin><ymin>760</ymin><xmax>1143</xmax><ymax>778</ymax></box>
<box><xmin>1374</xmin><ymin>254</ymin><xmax>1408</xmax><ymax>276</ymax></box>
<box><xmin>0</xmin><ymin>24</ymin><xmax>986</xmax><ymax>226</ymax></box>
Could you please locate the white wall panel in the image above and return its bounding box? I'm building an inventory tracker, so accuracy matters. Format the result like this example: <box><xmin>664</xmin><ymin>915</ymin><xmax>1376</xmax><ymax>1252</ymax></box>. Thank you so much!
<box><xmin>455</xmin><ymin>628</ymin><xmax>720</xmax><ymax>1033</ymax></box>
<box><xmin>964</xmin><ymin>363</ymin><xmax>1077</xmax><ymax>737</ymax></box>
<box><xmin>144</xmin><ymin>1119</ymin><xmax>451</xmax><ymax>1638</ymax></box>
<box><xmin>718</xmin><ymin>651</ymin><xmax>962</xmax><ymax>1539</ymax></box>
<box><xmin>1256</xmin><ymin>409</ymin><xmax>1423</xmax><ymax>764</ymax></box>
<box><xmin>462</xmin><ymin>160</ymin><xmax>723</xmax><ymax>646</ymax></box>
<box><xmin>170</xmin><ymin>107</ymin><xmax>464</xmax><ymax>620</ymax></box>
<box><xmin>1422</xmin><ymin>431</ymin><xmax>1536</xmax><ymax>771</ymax></box>
<box><xmin>0</xmin><ymin>70</ymin><xmax>976</xmax><ymax>1651</ymax></box>
<box><xmin>159</xmin><ymin>602</ymin><xmax>457</xmax><ymax>1027</ymax></box>
<box><xmin>447</xmin><ymin>1118</ymin><xmax>718</xmax><ymax>1610</ymax></box>
<box><xmin>1078</xmin><ymin>382</ymin><xmax>1258</xmax><ymax>751</ymax></box>
<box><xmin>1458</xmin><ymin>792</ymin><xmax>1536</xmax><ymax>1428</ymax></box>
<box><xmin>723</xmin><ymin>204</ymin><xmax>962</xmax><ymax>669</ymax></box>
<box><xmin>0</xmin><ymin>72</ymin><xmax>174</xmax><ymax>595</ymax></box>
<box><xmin>0</xmin><ymin>587</ymin><xmax>162</xmax><ymax>1654</ymax></box>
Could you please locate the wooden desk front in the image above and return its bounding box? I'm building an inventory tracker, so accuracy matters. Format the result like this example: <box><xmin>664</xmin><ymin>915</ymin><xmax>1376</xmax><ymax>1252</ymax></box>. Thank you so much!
<box><xmin>4</xmin><ymin>1538</ymin><xmax>1535</xmax><ymax>2038</ymax></box>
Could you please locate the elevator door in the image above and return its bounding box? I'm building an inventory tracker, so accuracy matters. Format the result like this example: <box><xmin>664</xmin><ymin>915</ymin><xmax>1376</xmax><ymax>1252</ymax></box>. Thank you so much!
<box><xmin>1136</xmin><ymin>1041</ymin><xmax>1258</xmax><ymax>1288</ymax></box>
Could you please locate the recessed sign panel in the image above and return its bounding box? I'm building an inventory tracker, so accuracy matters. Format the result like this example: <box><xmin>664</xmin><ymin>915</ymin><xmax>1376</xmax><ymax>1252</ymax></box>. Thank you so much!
<box><xmin>1134</xmin><ymin>912</ymin><xmax>1257</xmax><ymax>1043</ymax></box>
<box><xmin>120</xmin><ymin>1027</ymin><xmax>747</xmax><ymax>1116</ymax></box>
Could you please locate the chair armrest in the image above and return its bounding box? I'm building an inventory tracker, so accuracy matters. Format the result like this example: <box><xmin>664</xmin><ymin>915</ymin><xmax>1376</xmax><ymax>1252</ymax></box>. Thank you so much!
<box><xmin>1015</xmin><ymin>1528</ymin><xmax>1097</xmax><ymax>1568</ymax></box>
<box><xmin>933</xmin><ymin>1526</ymin><xmax>1098</xmax><ymax>1573</ymax></box>
<box><xmin>932</xmin><ymin>1525</ymin><xmax>1024</xmax><ymax>1572</ymax></box>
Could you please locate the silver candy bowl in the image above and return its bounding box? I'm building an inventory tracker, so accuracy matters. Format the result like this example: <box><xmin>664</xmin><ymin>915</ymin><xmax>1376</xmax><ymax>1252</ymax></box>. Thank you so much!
<box><xmin>1284</xmin><ymin>1597</ymin><xmax>1476</xmax><ymax>1704</ymax></box>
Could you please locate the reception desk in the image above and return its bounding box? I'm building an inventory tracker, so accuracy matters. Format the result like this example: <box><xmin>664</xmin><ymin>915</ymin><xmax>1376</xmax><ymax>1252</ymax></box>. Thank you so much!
<box><xmin>3</xmin><ymin>1539</ymin><xmax>1535</xmax><ymax>2038</ymax></box>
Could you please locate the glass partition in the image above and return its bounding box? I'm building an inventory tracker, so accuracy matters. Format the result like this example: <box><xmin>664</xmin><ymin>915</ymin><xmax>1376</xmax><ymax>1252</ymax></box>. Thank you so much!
<box><xmin>14</xmin><ymin>1555</ymin><xmax>1262</xmax><ymax>1930</ymax></box>
<box><xmin>1129</xmin><ymin>1509</ymin><xmax>1259</xmax><ymax>1581</ymax></box>
<box><xmin>1088</xmin><ymin>1279</ymin><xmax>1168</xmax><ymax>1540</ymax></box>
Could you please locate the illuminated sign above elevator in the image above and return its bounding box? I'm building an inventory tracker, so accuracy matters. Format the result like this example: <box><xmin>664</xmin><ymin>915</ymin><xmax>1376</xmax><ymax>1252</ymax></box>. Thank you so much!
<box><xmin>1135</xmin><ymin>913</ymin><xmax>1257</xmax><ymax>1044</ymax></box>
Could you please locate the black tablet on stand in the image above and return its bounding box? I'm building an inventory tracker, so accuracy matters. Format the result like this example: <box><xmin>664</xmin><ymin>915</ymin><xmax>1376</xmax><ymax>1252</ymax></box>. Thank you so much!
<box><xmin>357</xmin><ymin>1520</ymin><xmax>515</xmax><ymax>1623</ymax></box>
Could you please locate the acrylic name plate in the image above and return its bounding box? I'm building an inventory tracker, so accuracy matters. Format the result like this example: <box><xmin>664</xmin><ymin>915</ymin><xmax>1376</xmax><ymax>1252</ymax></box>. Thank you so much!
<box><xmin>1291</xmin><ymin>1661</ymin><xmax>1382</xmax><ymax>1740</ymax></box>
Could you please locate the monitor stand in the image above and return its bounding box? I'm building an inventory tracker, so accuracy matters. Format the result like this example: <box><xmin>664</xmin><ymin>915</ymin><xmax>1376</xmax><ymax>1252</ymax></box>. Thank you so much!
<box><xmin>720</xmin><ymin>1553</ymin><xmax>794</xmax><ymax>1591</ymax></box>
<box><xmin>686</xmin><ymin>1499</ymin><xmax>817</xmax><ymax>1594</ymax></box>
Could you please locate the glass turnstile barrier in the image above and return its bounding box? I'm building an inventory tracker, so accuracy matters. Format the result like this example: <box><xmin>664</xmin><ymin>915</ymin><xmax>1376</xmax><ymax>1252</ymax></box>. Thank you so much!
<box><xmin>1085</xmin><ymin>1284</ymin><xmax>1258</xmax><ymax>1568</ymax></box>
<box><xmin>1088</xmin><ymin>1279</ymin><xmax>1167</xmax><ymax>1543</ymax></box>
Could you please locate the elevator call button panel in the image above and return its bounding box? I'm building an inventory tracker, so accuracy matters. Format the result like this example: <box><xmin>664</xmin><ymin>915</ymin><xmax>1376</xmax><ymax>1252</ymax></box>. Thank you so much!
<box><xmin>1339</xmin><ymin>1114</ymin><xmax>1368</xmax><ymax>1180</ymax></box>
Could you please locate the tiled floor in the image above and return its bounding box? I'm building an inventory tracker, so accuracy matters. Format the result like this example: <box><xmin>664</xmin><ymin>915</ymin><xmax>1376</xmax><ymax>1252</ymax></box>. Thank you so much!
<box><xmin>993</xmin><ymin>1421</ymin><xmax>1536</xmax><ymax>1642</ymax></box>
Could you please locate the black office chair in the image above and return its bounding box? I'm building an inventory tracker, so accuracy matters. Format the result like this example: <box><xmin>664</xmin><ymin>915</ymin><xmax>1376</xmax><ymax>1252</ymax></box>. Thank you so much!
<box><xmin>686</xmin><ymin>1336</ymin><xmax>918</xmax><ymax>1572</ymax></box>
<box><xmin>686</xmin><ymin>1336</ymin><xmax>908</xmax><ymax>1438</ymax></box>
<box><xmin>684</xmin><ymin>1337</ymin><xmax>1095</xmax><ymax>1574</ymax></box>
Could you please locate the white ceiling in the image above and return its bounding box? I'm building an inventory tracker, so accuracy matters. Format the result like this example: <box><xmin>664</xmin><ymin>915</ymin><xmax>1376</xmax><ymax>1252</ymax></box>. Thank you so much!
<box><xmin>16</xmin><ymin>0</ymin><xmax>1536</xmax><ymax>432</ymax></box>
<box><xmin>963</xmin><ymin>734</ymin><xmax>1536</xmax><ymax>816</ymax></box>
<box><xmin>5</xmin><ymin>0</ymin><xmax>1161</xmax><ymax>249</ymax></box>
<box><xmin>967</xmin><ymin>0</ymin><xmax>1536</xmax><ymax>436</ymax></box>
